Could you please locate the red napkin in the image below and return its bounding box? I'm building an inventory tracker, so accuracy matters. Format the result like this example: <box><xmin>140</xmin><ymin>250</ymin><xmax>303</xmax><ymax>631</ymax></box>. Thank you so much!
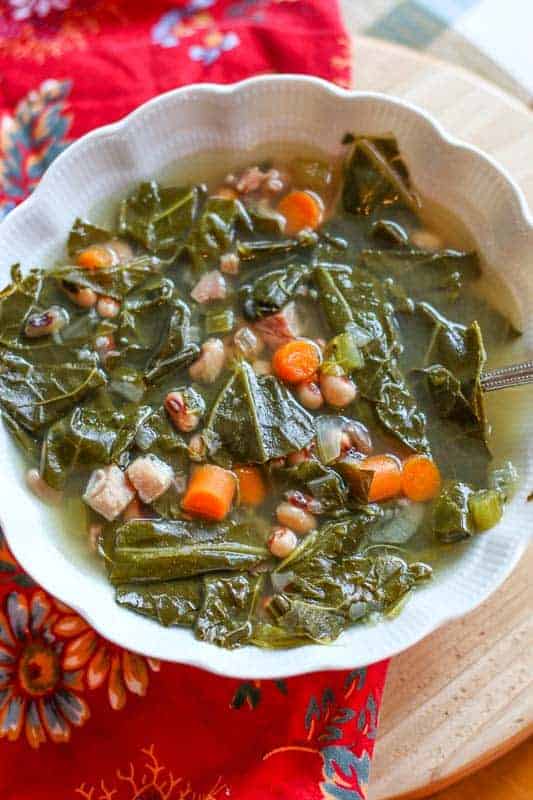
<box><xmin>0</xmin><ymin>3</ymin><xmax>389</xmax><ymax>797</ymax></box>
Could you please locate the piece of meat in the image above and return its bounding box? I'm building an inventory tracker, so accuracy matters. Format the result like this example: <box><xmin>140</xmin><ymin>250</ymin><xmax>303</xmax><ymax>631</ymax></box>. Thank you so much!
<box><xmin>254</xmin><ymin>302</ymin><xmax>301</xmax><ymax>350</ymax></box>
<box><xmin>190</xmin><ymin>270</ymin><xmax>227</xmax><ymax>304</ymax></box>
<box><xmin>220</xmin><ymin>252</ymin><xmax>240</xmax><ymax>275</ymax></box>
<box><xmin>83</xmin><ymin>465</ymin><xmax>135</xmax><ymax>521</ymax></box>
<box><xmin>189</xmin><ymin>338</ymin><xmax>225</xmax><ymax>383</ymax></box>
<box><xmin>126</xmin><ymin>455</ymin><xmax>174</xmax><ymax>504</ymax></box>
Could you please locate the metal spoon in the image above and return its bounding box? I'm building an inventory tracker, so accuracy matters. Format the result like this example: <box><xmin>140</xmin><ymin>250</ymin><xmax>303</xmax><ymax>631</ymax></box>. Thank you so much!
<box><xmin>481</xmin><ymin>360</ymin><xmax>533</xmax><ymax>392</ymax></box>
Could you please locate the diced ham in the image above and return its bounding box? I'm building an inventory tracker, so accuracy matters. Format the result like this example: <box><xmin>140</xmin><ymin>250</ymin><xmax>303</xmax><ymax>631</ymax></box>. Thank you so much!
<box><xmin>83</xmin><ymin>465</ymin><xmax>135</xmax><ymax>521</ymax></box>
<box><xmin>254</xmin><ymin>302</ymin><xmax>301</xmax><ymax>350</ymax></box>
<box><xmin>235</xmin><ymin>166</ymin><xmax>288</xmax><ymax>195</ymax></box>
<box><xmin>126</xmin><ymin>455</ymin><xmax>174</xmax><ymax>505</ymax></box>
<box><xmin>191</xmin><ymin>270</ymin><xmax>227</xmax><ymax>304</ymax></box>
<box><xmin>189</xmin><ymin>338</ymin><xmax>225</xmax><ymax>383</ymax></box>
<box><xmin>236</xmin><ymin>166</ymin><xmax>266</xmax><ymax>194</ymax></box>
<box><xmin>220</xmin><ymin>252</ymin><xmax>240</xmax><ymax>275</ymax></box>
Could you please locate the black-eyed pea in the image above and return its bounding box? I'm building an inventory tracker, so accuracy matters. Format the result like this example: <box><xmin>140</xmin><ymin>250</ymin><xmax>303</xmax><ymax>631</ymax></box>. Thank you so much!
<box><xmin>276</xmin><ymin>501</ymin><xmax>317</xmax><ymax>534</ymax></box>
<box><xmin>268</xmin><ymin>527</ymin><xmax>298</xmax><ymax>559</ymax></box>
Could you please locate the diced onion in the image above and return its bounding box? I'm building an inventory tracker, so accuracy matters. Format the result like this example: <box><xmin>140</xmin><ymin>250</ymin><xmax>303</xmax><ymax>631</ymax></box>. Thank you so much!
<box><xmin>315</xmin><ymin>415</ymin><xmax>346</xmax><ymax>464</ymax></box>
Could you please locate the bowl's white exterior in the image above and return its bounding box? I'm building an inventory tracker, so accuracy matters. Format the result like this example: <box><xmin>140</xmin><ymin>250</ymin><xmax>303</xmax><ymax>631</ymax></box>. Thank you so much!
<box><xmin>0</xmin><ymin>76</ymin><xmax>531</xmax><ymax>679</ymax></box>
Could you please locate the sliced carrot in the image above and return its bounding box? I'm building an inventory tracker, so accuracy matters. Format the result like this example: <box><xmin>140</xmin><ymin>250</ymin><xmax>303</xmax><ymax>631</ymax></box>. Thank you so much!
<box><xmin>182</xmin><ymin>464</ymin><xmax>236</xmax><ymax>521</ymax></box>
<box><xmin>277</xmin><ymin>190</ymin><xmax>323</xmax><ymax>235</ymax></box>
<box><xmin>401</xmin><ymin>454</ymin><xmax>441</xmax><ymax>502</ymax></box>
<box><xmin>272</xmin><ymin>339</ymin><xmax>321</xmax><ymax>384</ymax></box>
<box><xmin>358</xmin><ymin>454</ymin><xmax>402</xmax><ymax>503</ymax></box>
<box><xmin>234</xmin><ymin>465</ymin><xmax>267</xmax><ymax>506</ymax></box>
<box><xmin>76</xmin><ymin>245</ymin><xmax>113</xmax><ymax>270</ymax></box>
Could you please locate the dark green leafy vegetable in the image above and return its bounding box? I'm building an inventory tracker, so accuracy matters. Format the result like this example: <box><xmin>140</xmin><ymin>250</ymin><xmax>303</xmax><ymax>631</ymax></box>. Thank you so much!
<box><xmin>186</xmin><ymin>197</ymin><xmax>250</xmax><ymax>273</ymax></box>
<box><xmin>67</xmin><ymin>218</ymin><xmax>114</xmax><ymax>256</ymax></box>
<box><xmin>135</xmin><ymin>405</ymin><xmax>188</xmax><ymax>464</ymax></box>
<box><xmin>433</xmin><ymin>481</ymin><xmax>473</xmax><ymax>542</ymax></box>
<box><xmin>41</xmin><ymin>404</ymin><xmax>151</xmax><ymax>489</ymax></box>
<box><xmin>0</xmin><ymin>350</ymin><xmax>106</xmax><ymax>433</ymax></box>
<box><xmin>371</xmin><ymin>220</ymin><xmax>409</xmax><ymax>247</ymax></box>
<box><xmin>412</xmin><ymin>306</ymin><xmax>490</xmax><ymax>485</ymax></box>
<box><xmin>273</xmin><ymin>458</ymin><xmax>348</xmax><ymax>512</ymax></box>
<box><xmin>314</xmin><ymin>264</ymin><xmax>429</xmax><ymax>453</ymax></box>
<box><xmin>195</xmin><ymin>573</ymin><xmax>263</xmax><ymax>648</ymax></box>
<box><xmin>206</xmin><ymin>360</ymin><xmax>315</xmax><ymax>464</ymax></box>
<box><xmin>359</xmin><ymin>248</ymin><xmax>480</xmax><ymax>306</ymax></box>
<box><xmin>106</xmin><ymin>517</ymin><xmax>269</xmax><ymax>583</ymax></box>
<box><xmin>267</xmin><ymin>593</ymin><xmax>345</xmax><ymax>644</ymax></box>
<box><xmin>0</xmin><ymin>264</ymin><xmax>43</xmax><ymax>345</ymax></box>
<box><xmin>116</xmin><ymin>578</ymin><xmax>201</xmax><ymax>627</ymax></box>
<box><xmin>291</xmin><ymin>159</ymin><xmax>334</xmax><ymax>194</ymax></box>
<box><xmin>119</xmin><ymin>181</ymin><xmax>201</xmax><ymax>255</ymax></box>
<box><xmin>241</xmin><ymin>263</ymin><xmax>310</xmax><ymax>320</ymax></box>
<box><xmin>109</xmin><ymin>276</ymin><xmax>199</xmax><ymax>379</ymax></box>
<box><xmin>54</xmin><ymin>257</ymin><xmax>156</xmax><ymax>300</ymax></box>
<box><xmin>343</xmin><ymin>136</ymin><xmax>419</xmax><ymax>215</ymax></box>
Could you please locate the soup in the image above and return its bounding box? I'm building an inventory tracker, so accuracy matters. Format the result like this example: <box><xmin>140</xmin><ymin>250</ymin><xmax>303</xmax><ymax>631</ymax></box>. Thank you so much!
<box><xmin>0</xmin><ymin>135</ymin><xmax>518</xmax><ymax>648</ymax></box>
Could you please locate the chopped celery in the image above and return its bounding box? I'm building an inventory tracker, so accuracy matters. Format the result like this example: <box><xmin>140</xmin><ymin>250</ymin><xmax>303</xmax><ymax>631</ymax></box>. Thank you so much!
<box><xmin>205</xmin><ymin>308</ymin><xmax>235</xmax><ymax>336</ymax></box>
<box><xmin>469</xmin><ymin>489</ymin><xmax>503</xmax><ymax>532</ymax></box>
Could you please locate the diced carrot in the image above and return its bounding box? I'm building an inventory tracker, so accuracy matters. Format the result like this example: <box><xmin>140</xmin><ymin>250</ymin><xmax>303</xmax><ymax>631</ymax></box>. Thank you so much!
<box><xmin>358</xmin><ymin>454</ymin><xmax>402</xmax><ymax>502</ymax></box>
<box><xmin>277</xmin><ymin>190</ymin><xmax>323</xmax><ymax>235</ymax></box>
<box><xmin>76</xmin><ymin>246</ymin><xmax>113</xmax><ymax>270</ymax></box>
<box><xmin>234</xmin><ymin>465</ymin><xmax>267</xmax><ymax>506</ymax></box>
<box><xmin>182</xmin><ymin>464</ymin><xmax>236</xmax><ymax>521</ymax></box>
<box><xmin>213</xmin><ymin>186</ymin><xmax>238</xmax><ymax>200</ymax></box>
<box><xmin>401</xmin><ymin>454</ymin><xmax>441</xmax><ymax>502</ymax></box>
<box><xmin>272</xmin><ymin>339</ymin><xmax>321</xmax><ymax>384</ymax></box>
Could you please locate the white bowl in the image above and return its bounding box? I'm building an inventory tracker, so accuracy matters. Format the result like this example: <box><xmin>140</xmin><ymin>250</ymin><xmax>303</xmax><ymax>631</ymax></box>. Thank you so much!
<box><xmin>0</xmin><ymin>76</ymin><xmax>532</xmax><ymax>679</ymax></box>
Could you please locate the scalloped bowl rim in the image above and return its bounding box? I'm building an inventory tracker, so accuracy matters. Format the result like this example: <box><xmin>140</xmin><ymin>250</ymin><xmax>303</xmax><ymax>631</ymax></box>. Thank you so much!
<box><xmin>0</xmin><ymin>75</ymin><xmax>531</xmax><ymax>679</ymax></box>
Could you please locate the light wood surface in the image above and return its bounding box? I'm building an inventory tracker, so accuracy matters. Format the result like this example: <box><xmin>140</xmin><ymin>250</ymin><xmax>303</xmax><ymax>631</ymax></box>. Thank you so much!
<box><xmin>346</xmin><ymin>36</ymin><xmax>533</xmax><ymax>800</ymax></box>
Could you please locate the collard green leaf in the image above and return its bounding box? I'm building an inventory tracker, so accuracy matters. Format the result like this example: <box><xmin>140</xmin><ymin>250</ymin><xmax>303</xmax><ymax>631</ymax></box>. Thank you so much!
<box><xmin>195</xmin><ymin>573</ymin><xmax>263</xmax><ymax>649</ymax></box>
<box><xmin>0</xmin><ymin>264</ymin><xmax>43</xmax><ymax>344</ymax></box>
<box><xmin>135</xmin><ymin>405</ymin><xmax>187</xmax><ymax>455</ymax></box>
<box><xmin>314</xmin><ymin>264</ymin><xmax>429</xmax><ymax>453</ymax></box>
<box><xmin>41</xmin><ymin>404</ymin><xmax>152</xmax><ymax>489</ymax></box>
<box><xmin>268</xmin><ymin>593</ymin><xmax>345</xmax><ymax>644</ymax></box>
<box><xmin>54</xmin><ymin>257</ymin><xmax>156</xmax><ymax>300</ymax></box>
<box><xmin>186</xmin><ymin>197</ymin><xmax>250</xmax><ymax>273</ymax></box>
<box><xmin>411</xmin><ymin>305</ymin><xmax>490</xmax><ymax>484</ymax></box>
<box><xmin>358</xmin><ymin>248</ymin><xmax>480</xmax><ymax>305</ymax></box>
<box><xmin>274</xmin><ymin>458</ymin><xmax>348</xmax><ymax>512</ymax></box>
<box><xmin>342</xmin><ymin>136</ymin><xmax>419</xmax><ymax>215</ymax></box>
<box><xmin>145</xmin><ymin>297</ymin><xmax>200</xmax><ymax>382</ymax></box>
<box><xmin>1</xmin><ymin>409</ymin><xmax>40</xmax><ymax>463</ymax></box>
<box><xmin>109</xmin><ymin>276</ymin><xmax>198</xmax><ymax>377</ymax></box>
<box><xmin>0</xmin><ymin>350</ymin><xmax>106</xmax><ymax>433</ymax></box>
<box><xmin>205</xmin><ymin>360</ymin><xmax>315</xmax><ymax>464</ymax></box>
<box><xmin>240</xmin><ymin>263</ymin><xmax>310</xmax><ymax>320</ymax></box>
<box><xmin>67</xmin><ymin>218</ymin><xmax>114</xmax><ymax>256</ymax></box>
<box><xmin>251</xmin><ymin>622</ymin><xmax>310</xmax><ymax>649</ymax></box>
<box><xmin>432</xmin><ymin>481</ymin><xmax>474</xmax><ymax>543</ymax></box>
<box><xmin>119</xmin><ymin>181</ymin><xmax>201</xmax><ymax>255</ymax></box>
<box><xmin>107</xmin><ymin>517</ymin><xmax>269</xmax><ymax>583</ymax></box>
<box><xmin>371</xmin><ymin>219</ymin><xmax>409</xmax><ymax>247</ymax></box>
<box><xmin>116</xmin><ymin>579</ymin><xmax>201</xmax><ymax>627</ymax></box>
<box><xmin>246</xmin><ymin>202</ymin><xmax>286</xmax><ymax>235</ymax></box>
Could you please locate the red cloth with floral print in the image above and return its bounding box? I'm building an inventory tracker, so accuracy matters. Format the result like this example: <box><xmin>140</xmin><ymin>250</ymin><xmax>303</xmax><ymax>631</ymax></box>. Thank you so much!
<box><xmin>0</xmin><ymin>2</ymin><xmax>390</xmax><ymax>798</ymax></box>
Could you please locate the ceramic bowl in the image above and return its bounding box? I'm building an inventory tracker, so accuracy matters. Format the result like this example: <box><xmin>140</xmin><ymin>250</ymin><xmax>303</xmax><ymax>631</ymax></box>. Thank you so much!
<box><xmin>0</xmin><ymin>75</ymin><xmax>532</xmax><ymax>678</ymax></box>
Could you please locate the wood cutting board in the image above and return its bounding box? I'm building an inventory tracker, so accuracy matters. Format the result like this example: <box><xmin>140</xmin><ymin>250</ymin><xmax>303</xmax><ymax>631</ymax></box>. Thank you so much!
<box><xmin>344</xmin><ymin>35</ymin><xmax>533</xmax><ymax>800</ymax></box>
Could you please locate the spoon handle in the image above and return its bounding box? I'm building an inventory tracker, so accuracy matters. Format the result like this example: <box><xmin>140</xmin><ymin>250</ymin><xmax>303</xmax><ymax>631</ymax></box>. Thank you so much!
<box><xmin>481</xmin><ymin>360</ymin><xmax>533</xmax><ymax>392</ymax></box>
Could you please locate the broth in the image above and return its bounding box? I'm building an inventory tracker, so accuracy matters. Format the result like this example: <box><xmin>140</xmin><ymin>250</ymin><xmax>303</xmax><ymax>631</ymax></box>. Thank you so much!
<box><xmin>0</xmin><ymin>136</ymin><xmax>521</xmax><ymax>648</ymax></box>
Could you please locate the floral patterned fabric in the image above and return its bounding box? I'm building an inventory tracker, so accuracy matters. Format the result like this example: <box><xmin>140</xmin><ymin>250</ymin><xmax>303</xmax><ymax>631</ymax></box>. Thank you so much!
<box><xmin>0</xmin><ymin>3</ymin><xmax>390</xmax><ymax>797</ymax></box>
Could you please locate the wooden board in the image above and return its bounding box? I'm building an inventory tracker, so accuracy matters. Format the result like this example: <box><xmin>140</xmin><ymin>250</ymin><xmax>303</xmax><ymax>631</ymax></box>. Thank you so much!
<box><xmin>344</xmin><ymin>35</ymin><xmax>533</xmax><ymax>800</ymax></box>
